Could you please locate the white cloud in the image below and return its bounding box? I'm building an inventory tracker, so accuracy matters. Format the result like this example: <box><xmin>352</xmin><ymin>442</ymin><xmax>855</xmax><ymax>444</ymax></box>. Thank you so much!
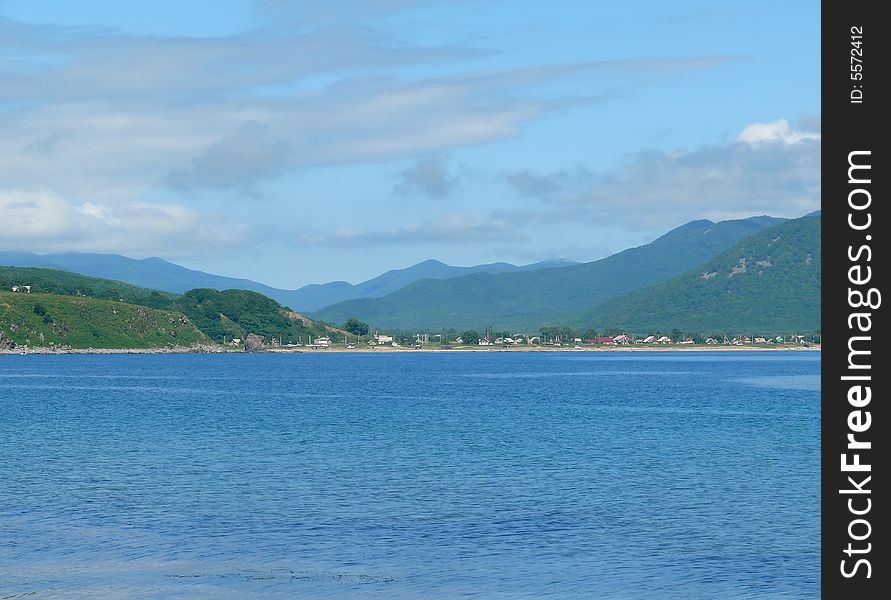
<box><xmin>0</xmin><ymin>8</ymin><xmax>741</xmax><ymax>256</ymax></box>
<box><xmin>300</xmin><ymin>213</ymin><xmax>523</xmax><ymax>247</ymax></box>
<box><xmin>0</xmin><ymin>189</ymin><xmax>247</xmax><ymax>256</ymax></box>
<box><xmin>394</xmin><ymin>155</ymin><xmax>458</xmax><ymax>198</ymax></box>
<box><xmin>737</xmin><ymin>118</ymin><xmax>820</xmax><ymax>145</ymax></box>
<box><xmin>501</xmin><ymin>118</ymin><xmax>820</xmax><ymax>227</ymax></box>
<box><xmin>0</xmin><ymin>13</ymin><xmax>738</xmax><ymax>198</ymax></box>
<box><xmin>164</xmin><ymin>121</ymin><xmax>291</xmax><ymax>190</ymax></box>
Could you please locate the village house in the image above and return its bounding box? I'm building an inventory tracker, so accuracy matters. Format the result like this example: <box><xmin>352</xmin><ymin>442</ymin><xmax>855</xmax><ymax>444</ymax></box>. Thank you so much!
<box><xmin>656</xmin><ymin>336</ymin><xmax>672</xmax><ymax>344</ymax></box>
<box><xmin>11</xmin><ymin>285</ymin><xmax>32</xmax><ymax>293</ymax></box>
<box><xmin>375</xmin><ymin>334</ymin><xmax>393</xmax><ymax>344</ymax></box>
<box><xmin>316</xmin><ymin>337</ymin><xmax>332</xmax><ymax>347</ymax></box>
<box><xmin>478</xmin><ymin>338</ymin><xmax>493</xmax><ymax>346</ymax></box>
<box><xmin>593</xmin><ymin>336</ymin><xmax>615</xmax><ymax>345</ymax></box>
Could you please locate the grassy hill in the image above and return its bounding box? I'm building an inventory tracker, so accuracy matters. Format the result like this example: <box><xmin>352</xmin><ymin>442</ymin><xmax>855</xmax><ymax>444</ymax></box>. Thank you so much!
<box><xmin>312</xmin><ymin>216</ymin><xmax>785</xmax><ymax>330</ymax></box>
<box><xmin>177</xmin><ymin>288</ymin><xmax>339</xmax><ymax>344</ymax></box>
<box><xmin>0</xmin><ymin>292</ymin><xmax>208</xmax><ymax>349</ymax></box>
<box><xmin>1</xmin><ymin>266</ymin><xmax>177</xmax><ymax>309</ymax></box>
<box><xmin>0</xmin><ymin>252</ymin><xmax>287</xmax><ymax>304</ymax></box>
<box><xmin>0</xmin><ymin>267</ymin><xmax>338</xmax><ymax>348</ymax></box>
<box><xmin>574</xmin><ymin>214</ymin><xmax>821</xmax><ymax>334</ymax></box>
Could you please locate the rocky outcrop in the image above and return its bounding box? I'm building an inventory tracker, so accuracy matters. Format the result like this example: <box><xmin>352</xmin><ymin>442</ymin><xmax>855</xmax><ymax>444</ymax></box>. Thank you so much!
<box><xmin>188</xmin><ymin>342</ymin><xmax>226</xmax><ymax>353</ymax></box>
<box><xmin>0</xmin><ymin>331</ymin><xmax>16</xmax><ymax>350</ymax></box>
<box><xmin>244</xmin><ymin>333</ymin><xmax>266</xmax><ymax>352</ymax></box>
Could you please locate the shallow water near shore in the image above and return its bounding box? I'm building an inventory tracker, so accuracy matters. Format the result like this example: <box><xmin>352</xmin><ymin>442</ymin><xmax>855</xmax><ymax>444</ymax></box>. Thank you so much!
<box><xmin>0</xmin><ymin>351</ymin><xmax>819</xmax><ymax>598</ymax></box>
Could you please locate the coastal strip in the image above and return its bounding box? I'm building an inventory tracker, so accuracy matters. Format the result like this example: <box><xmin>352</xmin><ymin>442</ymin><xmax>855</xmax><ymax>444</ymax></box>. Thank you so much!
<box><xmin>2</xmin><ymin>344</ymin><xmax>821</xmax><ymax>356</ymax></box>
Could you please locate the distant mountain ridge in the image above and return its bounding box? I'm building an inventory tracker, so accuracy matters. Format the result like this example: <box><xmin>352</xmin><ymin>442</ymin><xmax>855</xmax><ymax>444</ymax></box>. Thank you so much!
<box><xmin>312</xmin><ymin>215</ymin><xmax>787</xmax><ymax>330</ymax></box>
<box><xmin>0</xmin><ymin>252</ymin><xmax>575</xmax><ymax>312</ymax></box>
<box><xmin>574</xmin><ymin>214</ymin><xmax>821</xmax><ymax>333</ymax></box>
<box><xmin>284</xmin><ymin>258</ymin><xmax>577</xmax><ymax>310</ymax></box>
<box><xmin>0</xmin><ymin>251</ymin><xmax>273</xmax><ymax>299</ymax></box>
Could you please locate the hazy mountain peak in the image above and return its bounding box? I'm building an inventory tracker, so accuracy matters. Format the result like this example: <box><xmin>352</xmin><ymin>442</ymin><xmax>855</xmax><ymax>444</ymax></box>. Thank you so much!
<box><xmin>312</xmin><ymin>214</ymin><xmax>788</xmax><ymax>330</ymax></box>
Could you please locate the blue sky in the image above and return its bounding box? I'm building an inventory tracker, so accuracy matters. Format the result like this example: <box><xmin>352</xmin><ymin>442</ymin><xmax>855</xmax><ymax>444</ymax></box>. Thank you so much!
<box><xmin>0</xmin><ymin>0</ymin><xmax>820</xmax><ymax>287</ymax></box>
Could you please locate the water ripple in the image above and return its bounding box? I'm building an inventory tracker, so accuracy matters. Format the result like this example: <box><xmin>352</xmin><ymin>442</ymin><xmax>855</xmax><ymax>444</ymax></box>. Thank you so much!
<box><xmin>0</xmin><ymin>352</ymin><xmax>819</xmax><ymax>598</ymax></box>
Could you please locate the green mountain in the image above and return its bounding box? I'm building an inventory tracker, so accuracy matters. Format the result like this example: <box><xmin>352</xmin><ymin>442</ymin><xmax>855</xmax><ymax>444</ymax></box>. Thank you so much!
<box><xmin>176</xmin><ymin>288</ymin><xmax>339</xmax><ymax>344</ymax></box>
<box><xmin>0</xmin><ymin>267</ymin><xmax>336</xmax><ymax>348</ymax></box>
<box><xmin>1</xmin><ymin>266</ymin><xmax>178</xmax><ymax>309</ymax></box>
<box><xmin>0</xmin><ymin>292</ymin><xmax>208</xmax><ymax>349</ymax></box>
<box><xmin>574</xmin><ymin>214</ymin><xmax>821</xmax><ymax>334</ymax></box>
<box><xmin>0</xmin><ymin>252</ymin><xmax>576</xmax><ymax>312</ymax></box>
<box><xmin>0</xmin><ymin>252</ymin><xmax>312</xmax><ymax>308</ymax></box>
<box><xmin>288</xmin><ymin>258</ymin><xmax>577</xmax><ymax>311</ymax></box>
<box><xmin>312</xmin><ymin>216</ymin><xmax>786</xmax><ymax>330</ymax></box>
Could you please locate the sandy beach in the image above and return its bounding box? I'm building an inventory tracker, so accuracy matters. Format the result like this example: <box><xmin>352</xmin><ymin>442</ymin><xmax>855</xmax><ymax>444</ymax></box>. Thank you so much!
<box><xmin>1</xmin><ymin>344</ymin><xmax>820</xmax><ymax>356</ymax></box>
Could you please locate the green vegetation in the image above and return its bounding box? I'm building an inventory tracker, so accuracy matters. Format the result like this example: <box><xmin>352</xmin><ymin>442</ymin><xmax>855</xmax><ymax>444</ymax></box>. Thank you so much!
<box><xmin>0</xmin><ymin>292</ymin><xmax>208</xmax><ymax>348</ymax></box>
<box><xmin>0</xmin><ymin>252</ymin><xmax>577</xmax><ymax>312</ymax></box>
<box><xmin>177</xmin><ymin>288</ymin><xmax>335</xmax><ymax>344</ymax></box>
<box><xmin>575</xmin><ymin>214</ymin><xmax>821</xmax><ymax>333</ymax></box>
<box><xmin>1</xmin><ymin>213</ymin><xmax>820</xmax><ymax>348</ymax></box>
<box><xmin>460</xmin><ymin>330</ymin><xmax>481</xmax><ymax>346</ymax></box>
<box><xmin>0</xmin><ymin>267</ymin><xmax>337</xmax><ymax>348</ymax></box>
<box><xmin>313</xmin><ymin>216</ymin><xmax>785</xmax><ymax>330</ymax></box>
<box><xmin>0</xmin><ymin>266</ymin><xmax>177</xmax><ymax>309</ymax></box>
<box><xmin>343</xmin><ymin>318</ymin><xmax>370</xmax><ymax>336</ymax></box>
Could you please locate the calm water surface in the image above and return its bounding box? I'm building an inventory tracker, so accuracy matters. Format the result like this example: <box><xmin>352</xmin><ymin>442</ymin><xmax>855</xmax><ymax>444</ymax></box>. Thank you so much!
<box><xmin>0</xmin><ymin>351</ymin><xmax>820</xmax><ymax>598</ymax></box>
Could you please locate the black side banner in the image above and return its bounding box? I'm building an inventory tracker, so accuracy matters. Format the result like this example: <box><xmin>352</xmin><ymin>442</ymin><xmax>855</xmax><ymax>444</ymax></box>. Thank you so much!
<box><xmin>822</xmin><ymin>2</ymin><xmax>887</xmax><ymax>597</ymax></box>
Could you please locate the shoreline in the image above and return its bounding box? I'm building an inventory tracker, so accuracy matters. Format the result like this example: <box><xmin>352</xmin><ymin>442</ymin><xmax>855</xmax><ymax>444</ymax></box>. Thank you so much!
<box><xmin>2</xmin><ymin>344</ymin><xmax>820</xmax><ymax>356</ymax></box>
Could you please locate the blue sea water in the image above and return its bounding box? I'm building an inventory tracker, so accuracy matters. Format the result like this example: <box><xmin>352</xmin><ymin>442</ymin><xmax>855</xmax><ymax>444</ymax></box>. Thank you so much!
<box><xmin>0</xmin><ymin>351</ymin><xmax>820</xmax><ymax>599</ymax></box>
